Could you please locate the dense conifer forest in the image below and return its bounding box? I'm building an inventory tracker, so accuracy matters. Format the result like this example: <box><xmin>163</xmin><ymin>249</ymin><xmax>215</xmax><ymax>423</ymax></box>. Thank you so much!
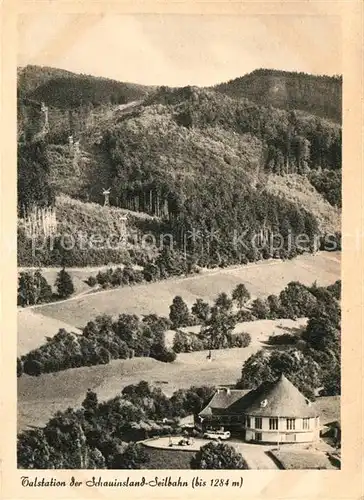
<box><xmin>17</xmin><ymin>66</ymin><xmax>342</xmax><ymax>268</ymax></box>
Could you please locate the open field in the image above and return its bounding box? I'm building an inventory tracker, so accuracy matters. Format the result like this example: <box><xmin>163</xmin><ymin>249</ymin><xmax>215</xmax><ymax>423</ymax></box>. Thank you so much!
<box><xmin>17</xmin><ymin>251</ymin><xmax>340</xmax><ymax>433</ymax></box>
<box><xmin>269</xmin><ymin>448</ymin><xmax>336</xmax><ymax>469</ymax></box>
<box><xmin>18</xmin><ymin>347</ymin><xmax>260</xmax><ymax>432</ymax></box>
<box><xmin>25</xmin><ymin>251</ymin><xmax>340</xmax><ymax>330</ymax></box>
<box><xmin>18</xmin><ymin>317</ymin><xmax>325</xmax><ymax>432</ymax></box>
<box><xmin>17</xmin><ymin>309</ymin><xmax>82</xmax><ymax>356</ymax></box>
<box><xmin>18</xmin><ymin>317</ymin><xmax>294</xmax><ymax>431</ymax></box>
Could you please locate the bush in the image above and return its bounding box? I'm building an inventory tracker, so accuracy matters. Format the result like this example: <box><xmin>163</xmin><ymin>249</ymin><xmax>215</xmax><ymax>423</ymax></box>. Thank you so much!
<box><xmin>86</xmin><ymin>276</ymin><xmax>97</xmax><ymax>287</ymax></box>
<box><xmin>235</xmin><ymin>310</ymin><xmax>254</xmax><ymax>322</ymax></box>
<box><xmin>232</xmin><ymin>332</ymin><xmax>251</xmax><ymax>348</ymax></box>
<box><xmin>268</xmin><ymin>333</ymin><xmax>298</xmax><ymax>345</ymax></box>
<box><xmin>173</xmin><ymin>330</ymin><xmax>190</xmax><ymax>353</ymax></box>
<box><xmin>191</xmin><ymin>442</ymin><xmax>248</xmax><ymax>469</ymax></box>
<box><xmin>151</xmin><ymin>345</ymin><xmax>177</xmax><ymax>363</ymax></box>
<box><xmin>23</xmin><ymin>357</ymin><xmax>43</xmax><ymax>376</ymax></box>
<box><xmin>22</xmin><ymin>314</ymin><xmax>174</xmax><ymax>376</ymax></box>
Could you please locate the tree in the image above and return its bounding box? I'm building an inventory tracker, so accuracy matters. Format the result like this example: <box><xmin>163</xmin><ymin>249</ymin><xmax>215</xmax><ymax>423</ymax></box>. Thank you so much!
<box><xmin>17</xmin><ymin>429</ymin><xmax>57</xmax><ymax>469</ymax></box>
<box><xmin>143</xmin><ymin>262</ymin><xmax>161</xmax><ymax>282</ymax></box>
<box><xmin>250</xmin><ymin>298</ymin><xmax>270</xmax><ymax>319</ymax></box>
<box><xmin>322</xmin><ymin>280</ymin><xmax>341</xmax><ymax>301</ymax></box>
<box><xmin>55</xmin><ymin>268</ymin><xmax>75</xmax><ymax>299</ymax></box>
<box><xmin>111</xmin><ymin>443</ymin><xmax>150</xmax><ymax>469</ymax></box>
<box><xmin>17</xmin><ymin>270</ymin><xmax>52</xmax><ymax>306</ymax></box>
<box><xmin>302</xmin><ymin>314</ymin><xmax>340</xmax><ymax>351</ymax></box>
<box><xmin>170</xmin><ymin>386</ymin><xmax>215</xmax><ymax>418</ymax></box>
<box><xmin>191</xmin><ymin>442</ymin><xmax>248</xmax><ymax>469</ymax></box>
<box><xmin>191</xmin><ymin>299</ymin><xmax>210</xmax><ymax>323</ymax></box>
<box><xmin>267</xmin><ymin>294</ymin><xmax>281</xmax><ymax>319</ymax></box>
<box><xmin>17</xmin><ymin>140</ymin><xmax>55</xmax><ymax>216</ymax></box>
<box><xmin>150</xmin><ymin>343</ymin><xmax>176</xmax><ymax>363</ymax></box>
<box><xmin>236</xmin><ymin>351</ymin><xmax>274</xmax><ymax>389</ymax></box>
<box><xmin>201</xmin><ymin>307</ymin><xmax>236</xmax><ymax>350</ymax></box>
<box><xmin>279</xmin><ymin>281</ymin><xmax>317</xmax><ymax>319</ymax></box>
<box><xmin>232</xmin><ymin>284</ymin><xmax>250</xmax><ymax>309</ymax></box>
<box><xmin>82</xmin><ymin>389</ymin><xmax>99</xmax><ymax>412</ymax></box>
<box><xmin>169</xmin><ymin>296</ymin><xmax>190</xmax><ymax>329</ymax></box>
<box><xmin>214</xmin><ymin>292</ymin><xmax>233</xmax><ymax>313</ymax></box>
<box><xmin>237</xmin><ymin>348</ymin><xmax>321</xmax><ymax>399</ymax></box>
<box><xmin>17</xmin><ymin>272</ymin><xmax>34</xmax><ymax>306</ymax></box>
<box><xmin>34</xmin><ymin>269</ymin><xmax>53</xmax><ymax>304</ymax></box>
<box><xmin>173</xmin><ymin>330</ymin><xmax>190</xmax><ymax>353</ymax></box>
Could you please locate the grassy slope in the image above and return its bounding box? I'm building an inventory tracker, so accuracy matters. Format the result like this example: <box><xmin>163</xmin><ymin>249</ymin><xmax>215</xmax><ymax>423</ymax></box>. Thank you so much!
<box><xmin>270</xmin><ymin>449</ymin><xmax>336</xmax><ymax>469</ymax></box>
<box><xmin>27</xmin><ymin>251</ymin><xmax>340</xmax><ymax>329</ymax></box>
<box><xmin>17</xmin><ymin>310</ymin><xmax>82</xmax><ymax>356</ymax></box>
<box><xmin>18</xmin><ymin>318</ymin><xmax>304</xmax><ymax>431</ymax></box>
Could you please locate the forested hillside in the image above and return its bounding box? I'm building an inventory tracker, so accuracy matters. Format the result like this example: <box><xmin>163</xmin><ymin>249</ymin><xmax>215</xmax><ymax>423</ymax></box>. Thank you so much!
<box><xmin>17</xmin><ymin>66</ymin><xmax>341</xmax><ymax>268</ymax></box>
<box><xmin>214</xmin><ymin>69</ymin><xmax>342</xmax><ymax>123</ymax></box>
<box><xmin>18</xmin><ymin>65</ymin><xmax>151</xmax><ymax>107</ymax></box>
<box><xmin>17</xmin><ymin>65</ymin><xmax>151</xmax><ymax>143</ymax></box>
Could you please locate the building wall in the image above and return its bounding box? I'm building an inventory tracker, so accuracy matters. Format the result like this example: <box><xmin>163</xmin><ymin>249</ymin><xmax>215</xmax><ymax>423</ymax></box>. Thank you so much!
<box><xmin>204</xmin><ymin>413</ymin><xmax>320</xmax><ymax>444</ymax></box>
<box><xmin>244</xmin><ymin>416</ymin><xmax>320</xmax><ymax>443</ymax></box>
<box><xmin>245</xmin><ymin>429</ymin><xmax>319</xmax><ymax>443</ymax></box>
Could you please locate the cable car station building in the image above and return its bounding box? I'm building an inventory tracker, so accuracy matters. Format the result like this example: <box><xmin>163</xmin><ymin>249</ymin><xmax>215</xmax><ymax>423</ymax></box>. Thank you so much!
<box><xmin>198</xmin><ymin>374</ymin><xmax>320</xmax><ymax>444</ymax></box>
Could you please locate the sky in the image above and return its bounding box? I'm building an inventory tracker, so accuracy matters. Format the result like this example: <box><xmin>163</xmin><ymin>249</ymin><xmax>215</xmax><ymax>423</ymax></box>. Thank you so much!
<box><xmin>17</xmin><ymin>14</ymin><xmax>342</xmax><ymax>87</ymax></box>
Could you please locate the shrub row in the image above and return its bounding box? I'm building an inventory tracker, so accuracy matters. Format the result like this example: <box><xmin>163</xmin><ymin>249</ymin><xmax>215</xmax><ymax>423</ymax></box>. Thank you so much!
<box><xmin>18</xmin><ymin>314</ymin><xmax>176</xmax><ymax>377</ymax></box>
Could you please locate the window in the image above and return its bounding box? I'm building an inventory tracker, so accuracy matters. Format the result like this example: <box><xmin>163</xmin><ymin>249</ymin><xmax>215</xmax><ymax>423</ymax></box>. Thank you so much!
<box><xmin>255</xmin><ymin>417</ymin><xmax>262</xmax><ymax>429</ymax></box>
<box><xmin>269</xmin><ymin>418</ymin><xmax>278</xmax><ymax>430</ymax></box>
<box><xmin>286</xmin><ymin>418</ymin><xmax>296</xmax><ymax>430</ymax></box>
<box><xmin>245</xmin><ymin>417</ymin><xmax>251</xmax><ymax>428</ymax></box>
<box><xmin>255</xmin><ymin>432</ymin><xmax>262</xmax><ymax>442</ymax></box>
<box><xmin>303</xmin><ymin>418</ymin><xmax>310</xmax><ymax>430</ymax></box>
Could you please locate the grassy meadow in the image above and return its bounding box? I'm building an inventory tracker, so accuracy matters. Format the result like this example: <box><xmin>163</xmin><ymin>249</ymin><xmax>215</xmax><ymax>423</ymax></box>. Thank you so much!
<box><xmin>23</xmin><ymin>251</ymin><xmax>340</xmax><ymax>332</ymax></box>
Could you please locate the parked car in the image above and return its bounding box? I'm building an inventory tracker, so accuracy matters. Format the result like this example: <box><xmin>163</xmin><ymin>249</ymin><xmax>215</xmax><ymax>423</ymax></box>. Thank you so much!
<box><xmin>203</xmin><ymin>430</ymin><xmax>231</xmax><ymax>440</ymax></box>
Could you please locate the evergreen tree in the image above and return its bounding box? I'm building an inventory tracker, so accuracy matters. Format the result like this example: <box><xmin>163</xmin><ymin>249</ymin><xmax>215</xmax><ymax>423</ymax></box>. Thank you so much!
<box><xmin>55</xmin><ymin>268</ymin><xmax>75</xmax><ymax>299</ymax></box>
<box><xmin>169</xmin><ymin>296</ymin><xmax>190</xmax><ymax>329</ymax></box>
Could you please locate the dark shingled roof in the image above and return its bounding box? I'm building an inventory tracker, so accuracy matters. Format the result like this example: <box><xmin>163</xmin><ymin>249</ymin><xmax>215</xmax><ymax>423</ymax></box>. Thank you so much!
<box><xmin>200</xmin><ymin>375</ymin><xmax>318</xmax><ymax>419</ymax></box>
<box><xmin>199</xmin><ymin>389</ymin><xmax>249</xmax><ymax>417</ymax></box>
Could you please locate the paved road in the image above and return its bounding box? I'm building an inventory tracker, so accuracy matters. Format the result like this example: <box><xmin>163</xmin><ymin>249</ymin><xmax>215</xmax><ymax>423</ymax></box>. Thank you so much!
<box><xmin>230</xmin><ymin>442</ymin><xmax>278</xmax><ymax>469</ymax></box>
<box><xmin>142</xmin><ymin>436</ymin><xmax>279</xmax><ymax>469</ymax></box>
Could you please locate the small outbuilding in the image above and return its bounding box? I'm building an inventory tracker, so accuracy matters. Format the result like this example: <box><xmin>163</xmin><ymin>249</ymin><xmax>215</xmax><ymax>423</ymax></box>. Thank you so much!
<box><xmin>199</xmin><ymin>374</ymin><xmax>320</xmax><ymax>444</ymax></box>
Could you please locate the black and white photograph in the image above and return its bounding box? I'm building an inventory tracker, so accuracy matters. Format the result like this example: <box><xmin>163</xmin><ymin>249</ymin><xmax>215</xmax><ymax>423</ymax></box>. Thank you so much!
<box><xmin>16</xmin><ymin>11</ymin><xmax>343</xmax><ymax>472</ymax></box>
